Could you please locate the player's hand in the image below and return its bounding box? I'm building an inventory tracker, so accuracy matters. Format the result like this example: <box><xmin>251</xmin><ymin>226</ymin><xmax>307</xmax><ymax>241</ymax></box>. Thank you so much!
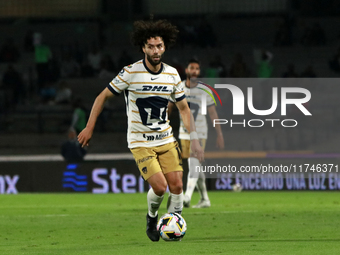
<box><xmin>77</xmin><ymin>127</ymin><xmax>93</xmax><ymax>148</ymax></box>
<box><xmin>191</xmin><ymin>139</ymin><xmax>204</xmax><ymax>163</ymax></box>
<box><xmin>216</xmin><ymin>134</ymin><xmax>225</xmax><ymax>150</ymax></box>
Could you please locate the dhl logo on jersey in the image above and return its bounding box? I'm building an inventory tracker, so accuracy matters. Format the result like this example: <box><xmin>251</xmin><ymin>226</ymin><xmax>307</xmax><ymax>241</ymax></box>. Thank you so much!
<box><xmin>136</xmin><ymin>85</ymin><xmax>172</xmax><ymax>92</ymax></box>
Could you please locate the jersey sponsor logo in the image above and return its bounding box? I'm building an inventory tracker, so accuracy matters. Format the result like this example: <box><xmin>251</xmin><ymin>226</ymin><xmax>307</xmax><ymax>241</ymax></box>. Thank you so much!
<box><xmin>143</xmin><ymin>132</ymin><xmax>169</xmax><ymax>141</ymax></box>
<box><xmin>186</xmin><ymin>94</ymin><xmax>199</xmax><ymax>99</ymax></box>
<box><xmin>143</xmin><ymin>134</ymin><xmax>155</xmax><ymax>141</ymax></box>
<box><xmin>119</xmin><ymin>69</ymin><xmax>125</xmax><ymax>75</ymax></box>
<box><xmin>151</xmin><ymin>77</ymin><xmax>159</xmax><ymax>80</ymax></box>
<box><xmin>136</xmin><ymin>85</ymin><xmax>172</xmax><ymax>92</ymax></box>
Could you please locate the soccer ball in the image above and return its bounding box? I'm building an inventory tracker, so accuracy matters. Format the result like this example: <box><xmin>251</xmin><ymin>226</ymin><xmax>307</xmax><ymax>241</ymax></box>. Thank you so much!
<box><xmin>157</xmin><ymin>213</ymin><xmax>187</xmax><ymax>241</ymax></box>
<box><xmin>232</xmin><ymin>183</ymin><xmax>243</xmax><ymax>192</ymax></box>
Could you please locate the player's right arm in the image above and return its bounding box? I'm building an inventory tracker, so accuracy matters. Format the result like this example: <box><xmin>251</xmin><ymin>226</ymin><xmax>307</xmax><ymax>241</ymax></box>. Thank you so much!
<box><xmin>78</xmin><ymin>87</ymin><xmax>114</xmax><ymax>147</ymax></box>
<box><xmin>176</xmin><ymin>98</ymin><xmax>204</xmax><ymax>163</ymax></box>
<box><xmin>208</xmin><ymin>105</ymin><xmax>224</xmax><ymax>150</ymax></box>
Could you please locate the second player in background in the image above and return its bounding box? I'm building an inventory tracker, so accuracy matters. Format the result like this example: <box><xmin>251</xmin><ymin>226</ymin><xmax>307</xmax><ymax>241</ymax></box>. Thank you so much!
<box><xmin>169</xmin><ymin>59</ymin><xmax>225</xmax><ymax>208</ymax></box>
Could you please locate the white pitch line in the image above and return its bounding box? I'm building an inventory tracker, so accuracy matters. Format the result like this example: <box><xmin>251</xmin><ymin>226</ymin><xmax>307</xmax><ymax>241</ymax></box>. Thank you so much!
<box><xmin>184</xmin><ymin>210</ymin><xmax>258</xmax><ymax>215</ymax></box>
<box><xmin>0</xmin><ymin>211</ymin><xmax>258</xmax><ymax>218</ymax></box>
<box><xmin>0</xmin><ymin>214</ymin><xmax>70</xmax><ymax>218</ymax></box>
<box><xmin>0</xmin><ymin>204</ymin><xmax>91</xmax><ymax>209</ymax></box>
<box><xmin>0</xmin><ymin>153</ymin><xmax>134</xmax><ymax>162</ymax></box>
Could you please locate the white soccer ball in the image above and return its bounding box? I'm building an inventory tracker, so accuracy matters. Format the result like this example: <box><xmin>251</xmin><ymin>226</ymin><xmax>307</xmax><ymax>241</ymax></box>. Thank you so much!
<box><xmin>157</xmin><ymin>213</ymin><xmax>187</xmax><ymax>241</ymax></box>
<box><xmin>232</xmin><ymin>183</ymin><xmax>243</xmax><ymax>192</ymax></box>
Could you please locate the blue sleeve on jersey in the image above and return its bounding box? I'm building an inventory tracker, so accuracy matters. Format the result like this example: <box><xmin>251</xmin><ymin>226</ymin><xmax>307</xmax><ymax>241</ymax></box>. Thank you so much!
<box><xmin>107</xmin><ymin>85</ymin><xmax>120</xmax><ymax>96</ymax></box>
<box><xmin>176</xmin><ymin>94</ymin><xmax>186</xmax><ymax>102</ymax></box>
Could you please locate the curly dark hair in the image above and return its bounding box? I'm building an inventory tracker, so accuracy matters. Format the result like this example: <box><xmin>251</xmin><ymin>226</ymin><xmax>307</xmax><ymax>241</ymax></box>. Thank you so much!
<box><xmin>187</xmin><ymin>58</ymin><xmax>200</xmax><ymax>67</ymax></box>
<box><xmin>131</xmin><ymin>19</ymin><xmax>179</xmax><ymax>52</ymax></box>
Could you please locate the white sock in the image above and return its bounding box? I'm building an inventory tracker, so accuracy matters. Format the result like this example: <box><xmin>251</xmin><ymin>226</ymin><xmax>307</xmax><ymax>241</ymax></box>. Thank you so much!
<box><xmin>167</xmin><ymin>192</ymin><xmax>183</xmax><ymax>214</ymax></box>
<box><xmin>197</xmin><ymin>171</ymin><xmax>209</xmax><ymax>201</ymax></box>
<box><xmin>184</xmin><ymin>157</ymin><xmax>200</xmax><ymax>201</ymax></box>
<box><xmin>147</xmin><ymin>188</ymin><xmax>164</xmax><ymax>218</ymax></box>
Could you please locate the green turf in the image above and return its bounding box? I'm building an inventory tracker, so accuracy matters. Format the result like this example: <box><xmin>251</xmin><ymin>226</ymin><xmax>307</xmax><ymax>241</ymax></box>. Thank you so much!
<box><xmin>1</xmin><ymin>191</ymin><xmax>340</xmax><ymax>255</ymax></box>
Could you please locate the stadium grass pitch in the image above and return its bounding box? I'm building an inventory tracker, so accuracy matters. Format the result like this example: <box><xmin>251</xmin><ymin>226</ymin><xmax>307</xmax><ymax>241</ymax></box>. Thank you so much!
<box><xmin>1</xmin><ymin>191</ymin><xmax>340</xmax><ymax>255</ymax></box>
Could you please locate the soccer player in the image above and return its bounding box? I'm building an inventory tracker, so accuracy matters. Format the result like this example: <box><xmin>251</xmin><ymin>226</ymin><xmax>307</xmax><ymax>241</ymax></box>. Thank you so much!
<box><xmin>77</xmin><ymin>20</ymin><xmax>204</xmax><ymax>242</ymax></box>
<box><xmin>169</xmin><ymin>59</ymin><xmax>224</xmax><ymax>208</ymax></box>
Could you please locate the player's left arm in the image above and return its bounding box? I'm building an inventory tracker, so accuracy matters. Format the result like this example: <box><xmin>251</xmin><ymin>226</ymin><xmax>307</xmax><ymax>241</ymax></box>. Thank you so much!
<box><xmin>176</xmin><ymin>98</ymin><xmax>204</xmax><ymax>162</ymax></box>
<box><xmin>208</xmin><ymin>105</ymin><xmax>225</xmax><ymax>150</ymax></box>
<box><xmin>167</xmin><ymin>101</ymin><xmax>176</xmax><ymax>117</ymax></box>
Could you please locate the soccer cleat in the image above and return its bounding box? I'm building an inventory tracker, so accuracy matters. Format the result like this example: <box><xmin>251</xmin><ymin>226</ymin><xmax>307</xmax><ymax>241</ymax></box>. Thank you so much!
<box><xmin>183</xmin><ymin>200</ymin><xmax>190</xmax><ymax>208</ymax></box>
<box><xmin>192</xmin><ymin>199</ymin><xmax>211</xmax><ymax>208</ymax></box>
<box><xmin>183</xmin><ymin>195</ymin><xmax>190</xmax><ymax>208</ymax></box>
<box><xmin>146</xmin><ymin>213</ymin><xmax>160</xmax><ymax>241</ymax></box>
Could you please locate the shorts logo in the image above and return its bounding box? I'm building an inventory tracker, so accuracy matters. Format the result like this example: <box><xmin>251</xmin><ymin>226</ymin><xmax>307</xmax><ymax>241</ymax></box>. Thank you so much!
<box><xmin>137</xmin><ymin>156</ymin><xmax>153</xmax><ymax>165</ymax></box>
<box><xmin>142</xmin><ymin>167</ymin><xmax>148</xmax><ymax>174</ymax></box>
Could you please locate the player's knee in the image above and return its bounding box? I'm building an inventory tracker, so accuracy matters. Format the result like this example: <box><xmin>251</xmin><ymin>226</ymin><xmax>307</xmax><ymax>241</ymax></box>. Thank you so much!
<box><xmin>152</xmin><ymin>181</ymin><xmax>167</xmax><ymax>196</ymax></box>
<box><xmin>169</xmin><ymin>179</ymin><xmax>183</xmax><ymax>194</ymax></box>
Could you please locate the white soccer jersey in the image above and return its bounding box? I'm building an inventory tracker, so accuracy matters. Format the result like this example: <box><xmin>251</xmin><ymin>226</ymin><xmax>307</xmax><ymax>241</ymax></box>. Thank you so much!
<box><xmin>108</xmin><ymin>59</ymin><xmax>185</xmax><ymax>148</ymax></box>
<box><xmin>178</xmin><ymin>81</ymin><xmax>215</xmax><ymax>140</ymax></box>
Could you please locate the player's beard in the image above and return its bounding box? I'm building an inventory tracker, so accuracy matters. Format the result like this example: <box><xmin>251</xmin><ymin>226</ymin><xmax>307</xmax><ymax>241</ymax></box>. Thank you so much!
<box><xmin>147</xmin><ymin>53</ymin><xmax>162</xmax><ymax>66</ymax></box>
<box><xmin>187</xmin><ymin>71</ymin><xmax>199</xmax><ymax>80</ymax></box>
<box><xmin>188</xmin><ymin>74</ymin><xmax>199</xmax><ymax>87</ymax></box>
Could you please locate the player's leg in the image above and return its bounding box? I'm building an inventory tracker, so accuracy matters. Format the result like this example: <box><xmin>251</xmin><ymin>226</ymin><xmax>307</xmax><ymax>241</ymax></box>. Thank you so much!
<box><xmin>147</xmin><ymin>172</ymin><xmax>167</xmax><ymax>215</ymax></box>
<box><xmin>185</xmin><ymin>156</ymin><xmax>200</xmax><ymax>205</ymax></box>
<box><xmin>130</xmin><ymin>146</ymin><xmax>166</xmax><ymax>242</ymax></box>
<box><xmin>192</xmin><ymin>171</ymin><xmax>211</xmax><ymax>208</ymax></box>
<box><xmin>157</xmin><ymin>142</ymin><xmax>184</xmax><ymax>214</ymax></box>
<box><xmin>192</xmin><ymin>139</ymin><xmax>210</xmax><ymax>208</ymax></box>
<box><xmin>180</xmin><ymin>139</ymin><xmax>199</xmax><ymax>207</ymax></box>
<box><xmin>145</xmin><ymin>172</ymin><xmax>168</xmax><ymax>240</ymax></box>
<box><xmin>164</xmin><ymin>171</ymin><xmax>183</xmax><ymax>214</ymax></box>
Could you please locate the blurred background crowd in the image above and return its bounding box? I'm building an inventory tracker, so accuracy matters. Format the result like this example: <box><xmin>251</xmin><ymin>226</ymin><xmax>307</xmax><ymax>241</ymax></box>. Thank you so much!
<box><xmin>0</xmin><ymin>0</ymin><xmax>339</xmax><ymax>155</ymax></box>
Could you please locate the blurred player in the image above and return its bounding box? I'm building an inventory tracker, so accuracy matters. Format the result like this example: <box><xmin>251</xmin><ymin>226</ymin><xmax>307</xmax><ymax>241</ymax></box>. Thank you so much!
<box><xmin>77</xmin><ymin>20</ymin><xmax>204</xmax><ymax>242</ymax></box>
<box><xmin>169</xmin><ymin>59</ymin><xmax>224</xmax><ymax>208</ymax></box>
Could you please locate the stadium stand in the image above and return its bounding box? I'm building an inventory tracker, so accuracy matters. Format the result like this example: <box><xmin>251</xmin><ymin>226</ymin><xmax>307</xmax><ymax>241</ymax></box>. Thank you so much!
<box><xmin>0</xmin><ymin>14</ymin><xmax>340</xmax><ymax>155</ymax></box>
